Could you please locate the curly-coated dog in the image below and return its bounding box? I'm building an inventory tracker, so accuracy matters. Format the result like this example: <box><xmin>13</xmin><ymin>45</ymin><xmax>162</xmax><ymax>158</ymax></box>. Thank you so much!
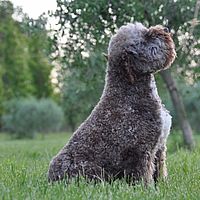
<box><xmin>48</xmin><ymin>22</ymin><xmax>176</xmax><ymax>185</ymax></box>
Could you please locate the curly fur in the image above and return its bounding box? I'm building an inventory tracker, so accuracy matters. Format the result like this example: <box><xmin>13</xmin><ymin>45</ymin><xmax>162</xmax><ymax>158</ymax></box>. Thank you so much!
<box><xmin>48</xmin><ymin>22</ymin><xmax>176</xmax><ymax>185</ymax></box>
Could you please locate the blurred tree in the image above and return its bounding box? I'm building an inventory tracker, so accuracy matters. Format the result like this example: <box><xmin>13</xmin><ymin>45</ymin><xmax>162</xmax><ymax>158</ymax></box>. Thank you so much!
<box><xmin>52</xmin><ymin>0</ymin><xmax>200</xmax><ymax>147</ymax></box>
<box><xmin>0</xmin><ymin>0</ymin><xmax>55</xmax><ymax>128</ymax></box>
<box><xmin>61</xmin><ymin>49</ymin><xmax>105</xmax><ymax>131</ymax></box>
<box><xmin>0</xmin><ymin>0</ymin><xmax>35</xmax><ymax>101</ymax></box>
<box><xmin>20</xmin><ymin>15</ymin><xmax>54</xmax><ymax>98</ymax></box>
<box><xmin>181</xmin><ymin>80</ymin><xmax>200</xmax><ymax>132</ymax></box>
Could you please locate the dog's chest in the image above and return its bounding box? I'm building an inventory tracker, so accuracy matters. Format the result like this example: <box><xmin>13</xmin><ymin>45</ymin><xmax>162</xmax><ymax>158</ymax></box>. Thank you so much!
<box><xmin>150</xmin><ymin>76</ymin><xmax>172</xmax><ymax>142</ymax></box>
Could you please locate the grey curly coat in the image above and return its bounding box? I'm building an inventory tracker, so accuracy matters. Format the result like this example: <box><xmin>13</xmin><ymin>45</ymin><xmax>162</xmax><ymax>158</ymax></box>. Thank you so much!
<box><xmin>48</xmin><ymin>22</ymin><xmax>176</xmax><ymax>185</ymax></box>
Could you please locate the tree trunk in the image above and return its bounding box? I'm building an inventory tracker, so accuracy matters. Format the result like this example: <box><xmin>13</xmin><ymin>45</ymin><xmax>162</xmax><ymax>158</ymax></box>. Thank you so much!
<box><xmin>160</xmin><ymin>69</ymin><xmax>195</xmax><ymax>149</ymax></box>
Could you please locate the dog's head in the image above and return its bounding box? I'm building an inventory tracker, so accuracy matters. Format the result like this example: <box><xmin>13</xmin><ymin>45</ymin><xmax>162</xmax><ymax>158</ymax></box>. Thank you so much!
<box><xmin>108</xmin><ymin>23</ymin><xmax>176</xmax><ymax>74</ymax></box>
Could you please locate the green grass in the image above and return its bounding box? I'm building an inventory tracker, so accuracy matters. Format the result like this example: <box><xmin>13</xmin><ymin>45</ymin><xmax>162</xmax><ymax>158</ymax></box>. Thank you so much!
<box><xmin>0</xmin><ymin>133</ymin><xmax>200</xmax><ymax>200</ymax></box>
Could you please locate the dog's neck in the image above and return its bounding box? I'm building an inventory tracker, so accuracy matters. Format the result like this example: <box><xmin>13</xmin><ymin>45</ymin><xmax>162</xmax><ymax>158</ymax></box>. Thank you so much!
<box><xmin>100</xmin><ymin>62</ymin><xmax>160</xmax><ymax>107</ymax></box>
<box><xmin>105</xmin><ymin>61</ymin><xmax>154</xmax><ymax>92</ymax></box>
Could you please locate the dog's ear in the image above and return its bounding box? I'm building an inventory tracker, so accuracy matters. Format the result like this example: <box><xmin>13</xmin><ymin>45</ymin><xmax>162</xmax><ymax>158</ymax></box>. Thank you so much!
<box><xmin>124</xmin><ymin>45</ymin><xmax>138</xmax><ymax>57</ymax></box>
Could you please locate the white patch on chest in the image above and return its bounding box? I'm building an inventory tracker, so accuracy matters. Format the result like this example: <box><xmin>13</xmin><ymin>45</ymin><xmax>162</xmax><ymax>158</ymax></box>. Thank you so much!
<box><xmin>160</xmin><ymin>107</ymin><xmax>172</xmax><ymax>140</ymax></box>
<box><xmin>150</xmin><ymin>76</ymin><xmax>160</xmax><ymax>102</ymax></box>
<box><xmin>150</xmin><ymin>76</ymin><xmax>172</xmax><ymax>146</ymax></box>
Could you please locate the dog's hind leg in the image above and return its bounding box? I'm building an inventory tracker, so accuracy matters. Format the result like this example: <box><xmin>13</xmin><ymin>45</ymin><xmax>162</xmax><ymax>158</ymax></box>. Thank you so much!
<box><xmin>153</xmin><ymin>145</ymin><xmax>167</xmax><ymax>183</ymax></box>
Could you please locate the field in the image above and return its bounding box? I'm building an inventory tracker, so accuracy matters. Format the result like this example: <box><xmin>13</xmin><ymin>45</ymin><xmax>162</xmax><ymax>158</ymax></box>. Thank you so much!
<box><xmin>0</xmin><ymin>133</ymin><xmax>200</xmax><ymax>200</ymax></box>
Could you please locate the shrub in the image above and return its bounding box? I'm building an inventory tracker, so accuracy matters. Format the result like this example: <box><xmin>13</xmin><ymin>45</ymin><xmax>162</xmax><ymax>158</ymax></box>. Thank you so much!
<box><xmin>2</xmin><ymin>98</ymin><xmax>64</xmax><ymax>138</ymax></box>
<box><xmin>37</xmin><ymin>99</ymin><xmax>64</xmax><ymax>133</ymax></box>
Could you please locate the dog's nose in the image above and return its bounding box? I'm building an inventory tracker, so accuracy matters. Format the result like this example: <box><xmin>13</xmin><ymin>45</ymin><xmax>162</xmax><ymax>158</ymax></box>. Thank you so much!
<box><xmin>163</xmin><ymin>27</ymin><xmax>170</xmax><ymax>33</ymax></box>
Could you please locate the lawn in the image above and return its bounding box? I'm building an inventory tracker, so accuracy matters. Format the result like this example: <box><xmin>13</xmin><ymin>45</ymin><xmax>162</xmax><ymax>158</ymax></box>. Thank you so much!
<box><xmin>0</xmin><ymin>132</ymin><xmax>200</xmax><ymax>200</ymax></box>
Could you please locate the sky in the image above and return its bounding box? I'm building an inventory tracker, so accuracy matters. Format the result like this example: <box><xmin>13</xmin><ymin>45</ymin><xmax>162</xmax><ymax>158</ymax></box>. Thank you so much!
<box><xmin>11</xmin><ymin>0</ymin><xmax>57</xmax><ymax>19</ymax></box>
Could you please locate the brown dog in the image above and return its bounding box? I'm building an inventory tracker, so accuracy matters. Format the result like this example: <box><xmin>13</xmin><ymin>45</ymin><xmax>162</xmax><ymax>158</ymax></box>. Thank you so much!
<box><xmin>48</xmin><ymin>22</ymin><xmax>176</xmax><ymax>185</ymax></box>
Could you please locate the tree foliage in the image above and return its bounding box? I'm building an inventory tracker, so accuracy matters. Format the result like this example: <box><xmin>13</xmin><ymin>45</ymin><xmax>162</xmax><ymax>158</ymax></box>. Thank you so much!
<box><xmin>0</xmin><ymin>1</ymin><xmax>35</xmax><ymax>99</ymax></box>
<box><xmin>20</xmin><ymin>15</ymin><xmax>54</xmax><ymax>98</ymax></box>
<box><xmin>0</xmin><ymin>0</ymin><xmax>54</xmax><ymax>122</ymax></box>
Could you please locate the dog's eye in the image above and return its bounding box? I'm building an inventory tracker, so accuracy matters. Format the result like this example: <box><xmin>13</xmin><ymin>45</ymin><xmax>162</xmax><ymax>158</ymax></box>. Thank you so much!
<box><xmin>163</xmin><ymin>27</ymin><xmax>170</xmax><ymax>33</ymax></box>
